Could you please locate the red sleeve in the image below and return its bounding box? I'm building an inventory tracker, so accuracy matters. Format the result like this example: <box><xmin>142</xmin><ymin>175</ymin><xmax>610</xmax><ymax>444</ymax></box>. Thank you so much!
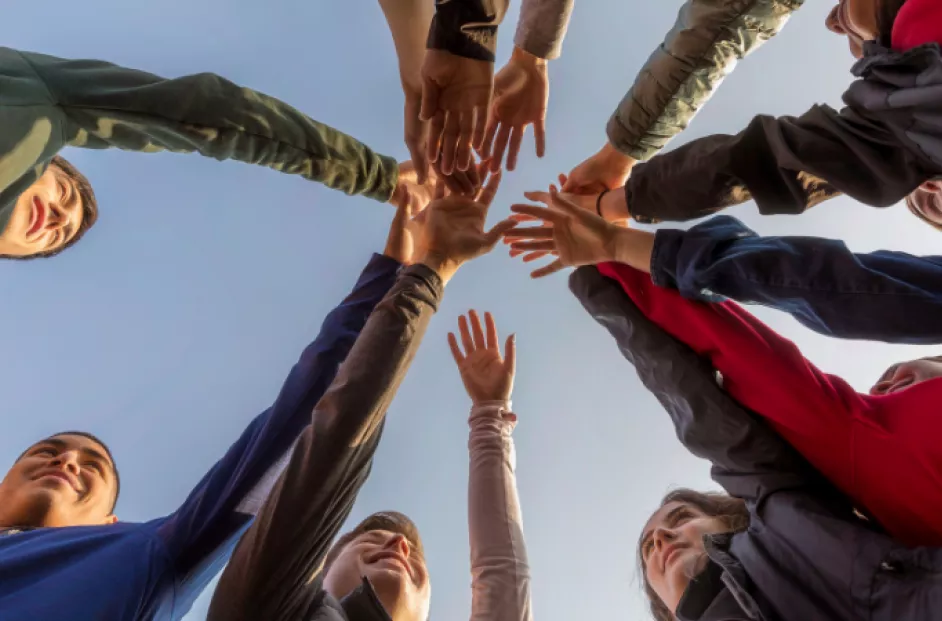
<box><xmin>892</xmin><ymin>0</ymin><xmax>942</xmax><ymax>50</ymax></box>
<box><xmin>596</xmin><ymin>262</ymin><xmax>860</xmax><ymax>492</ymax></box>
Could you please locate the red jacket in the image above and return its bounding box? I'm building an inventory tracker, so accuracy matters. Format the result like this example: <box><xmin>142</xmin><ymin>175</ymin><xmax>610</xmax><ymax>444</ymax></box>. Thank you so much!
<box><xmin>598</xmin><ymin>262</ymin><xmax>942</xmax><ymax>547</ymax></box>
<box><xmin>893</xmin><ymin>0</ymin><xmax>942</xmax><ymax>50</ymax></box>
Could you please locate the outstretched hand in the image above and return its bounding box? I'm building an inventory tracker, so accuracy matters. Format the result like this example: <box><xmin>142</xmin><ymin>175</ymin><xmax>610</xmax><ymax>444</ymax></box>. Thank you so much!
<box><xmin>449</xmin><ymin>310</ymin><xmax>516</xmax><ymax>405</ymax></box>
<box><xmin>421</xmin><ymin>49</ymin><xmax>494</xmax><ymax>176</ymax></box>
<box><xmin>503</xmin><ymin>185</ymin><xmax>626</xmax><ymax>278</ymax></box>
<box><xmin>479</xmin><ymin>47</ymin><xmax>548</xmax><ymax>173</ymax></box>
<box><xmin>562</xmin><ymin>144</ymin><xmax>636</xmax><ymax>195</ymax></box>
<box><xmin>415</xmin><ymin>165</ymin><xmax>517</xmax><ymax>282</ymax></box>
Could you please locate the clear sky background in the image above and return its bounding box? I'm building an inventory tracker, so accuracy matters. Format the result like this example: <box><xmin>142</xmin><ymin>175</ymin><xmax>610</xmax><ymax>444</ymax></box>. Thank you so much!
<box><xmin>3</xmin><ymin>2</ymin><xmax>940</xmax><ymax>619</ymax></box>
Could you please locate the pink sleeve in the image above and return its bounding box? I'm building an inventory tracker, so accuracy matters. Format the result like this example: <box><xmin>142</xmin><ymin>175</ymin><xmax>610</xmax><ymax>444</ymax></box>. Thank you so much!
<box><xmin>597</xmin><ymin>262</ymin><xmax>860</xmax><ymax>491</ymax></box>
<box><xmin>467</xmin><ymin>401</ymin><xmax>532</xmax><ymax>621</ymax></box>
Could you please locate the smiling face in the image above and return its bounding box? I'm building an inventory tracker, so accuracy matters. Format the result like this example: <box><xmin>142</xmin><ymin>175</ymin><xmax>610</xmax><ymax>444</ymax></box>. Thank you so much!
<box><xmin>0</xmin><ymin>163</ymin><xmax>86</xmax><ymax>258</ymax></box>
<box><xmin>323</xmin><ymin>528</ymin><xmax>431</xmax><ymax>621</ymax></box>
<box><xmin>640</xmin><ymin>502</ymin><xmax>730</xmax><ymax>616</ymax></box>
<box><xmin>0</xmin><ymin>434</ymin><xmax>118</xmax><ymax>528</ymax></box>
<box><xmin>825</xmin><ymin>0</ymin><xmax>881</xmax><ymax>57</ymax></box>
<box><xmin>871</xmin><ymin>357</ymin><xmax>942</xmax><ymax>395</ymax></box>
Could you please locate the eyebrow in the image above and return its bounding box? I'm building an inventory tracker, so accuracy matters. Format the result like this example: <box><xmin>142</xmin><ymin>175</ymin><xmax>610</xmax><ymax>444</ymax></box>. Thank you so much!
<box><xmin>37</xmin><ymin>438</ymin><xmax>113</xmax><ymax>473</ymax></box>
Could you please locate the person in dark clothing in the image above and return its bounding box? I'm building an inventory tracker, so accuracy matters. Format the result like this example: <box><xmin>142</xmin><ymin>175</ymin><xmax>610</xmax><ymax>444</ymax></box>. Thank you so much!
<box><xmin>0</xmin><ymin>199</ymin><xmax>428</xmax><ymax>620</ymax></box>
<box><xmin>569</xmin><ymin>264</ymin><xmax>942</xmax><ymax>621</ymax></box>
<box><xmin>207</xmin><ymin>174</ymin><xmax>524</xmax><ymax>621</ymax></box>
<box><xmin>555</xmin><ymin>0</ymin><xmax>942</xmax><ymax>233</ymax></box>
<box><xmin>506</xmin><ymin>187</ymin><xmax>942</xmax><ymax>547</ymax></box>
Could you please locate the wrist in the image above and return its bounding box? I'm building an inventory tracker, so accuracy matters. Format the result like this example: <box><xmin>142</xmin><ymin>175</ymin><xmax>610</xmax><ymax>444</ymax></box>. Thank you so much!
<box><xmin>600</xmin><ymin>187</ymin><xmax>630</xmax><ymax>222</ymax></box>
<box><xmin>417</xmin><ymin>251</ymin><xmax>460</xmax><ymax>284</ymax></box>
<box><xmin>611</xmin><ymin>227</ymin><xmax>655</xmax><ymax>273</ymax></box>
<box><xmin>600</xmin><ymin>143</ymin><xmax>637</xmax><ymax>170</ymax></box>
<box><xmin>510</xmin><ymin>45</ymin><xmax>546</xmax><ymax>66</ymax></box>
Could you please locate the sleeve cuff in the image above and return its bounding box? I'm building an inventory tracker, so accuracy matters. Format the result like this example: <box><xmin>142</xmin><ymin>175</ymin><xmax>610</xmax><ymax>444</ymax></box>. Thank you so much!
<box><xmin>427</xmin><ymin>13</ymin><xmax>498</xmax><ymax>62</ymax></box>
<box><xmin>649</xmin><ymin>229</ymin><xmax>683</xmax><ymax>289</ymax></box>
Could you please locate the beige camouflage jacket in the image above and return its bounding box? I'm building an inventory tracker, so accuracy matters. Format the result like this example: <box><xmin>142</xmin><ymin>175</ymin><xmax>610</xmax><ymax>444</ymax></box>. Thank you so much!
<box><xmin>608</xmin><ymin>0</ymin><xmax>805</xmax><ymax>161</ymax></box>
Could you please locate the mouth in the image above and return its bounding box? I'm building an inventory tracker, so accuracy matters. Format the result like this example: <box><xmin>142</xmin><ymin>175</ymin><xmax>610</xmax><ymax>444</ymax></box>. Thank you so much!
<box><xmin>26</xmin><ymin>197</ymin><xmax>46</xmax><ymax>238</ymax></box>
<box><xmin>662</xmin><ymin>545</ymin><xmax>685</xmax><ymax>573</ymax></box>
<box><xmin>36</xmin><ymin>471</ymin><xmax>80</xmax><ymax>493</ymax></box>
<box><xmin>369</xmin><ymin>552</ymin><xmax>414</xmax><ymax>582</ymax></box>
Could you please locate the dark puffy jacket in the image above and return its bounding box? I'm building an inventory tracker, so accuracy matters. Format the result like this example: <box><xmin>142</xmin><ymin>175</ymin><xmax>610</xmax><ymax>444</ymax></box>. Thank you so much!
<box><xmin>570</xmin><ymin>265</ymin><xmax>942</xmax><ymax>621</ymax></box>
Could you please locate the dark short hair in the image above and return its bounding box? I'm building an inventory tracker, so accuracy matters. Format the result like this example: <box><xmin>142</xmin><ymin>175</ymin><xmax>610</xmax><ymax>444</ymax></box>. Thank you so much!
<box><xmin>639</xmin><ymin>489</ymin><xmax>749</xmax><ymax>621</ymax></box>
<box><xmin>876</xmin><ymin>0</ymin><xmax>910</xmax><ymax>43</ymax></box>
<box><xmin>323</xmin><ymin>511</ymin><xmax>424</xmax><ymax>575</ymax></box>
<box><xmin>4</xmin><ymin>156</ymin><xmax>99</xmax><ymax>261</ymax></box>
<box><xmin>18</xmin><ymin>430</ymin><xmax>120</xmax><ymax>512</ymax></box>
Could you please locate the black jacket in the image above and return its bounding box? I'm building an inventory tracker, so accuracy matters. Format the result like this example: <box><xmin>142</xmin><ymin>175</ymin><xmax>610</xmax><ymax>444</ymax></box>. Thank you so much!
<box><xmin>570</xmin><ymin>265</ymin><xmax>942</xmax><ymax>621</ymax></box>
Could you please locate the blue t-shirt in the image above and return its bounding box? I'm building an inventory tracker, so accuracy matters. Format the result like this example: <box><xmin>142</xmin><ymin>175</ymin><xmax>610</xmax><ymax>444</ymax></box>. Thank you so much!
<box><xmin>0</xmin><ymin>255</ymin><xmax>399</xmax><ymax>621</ymax></box>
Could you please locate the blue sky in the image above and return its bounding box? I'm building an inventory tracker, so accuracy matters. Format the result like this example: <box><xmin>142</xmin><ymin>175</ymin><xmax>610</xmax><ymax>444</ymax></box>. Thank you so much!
<box><xmin>3</xmin><ymin>2</ymin><xmax>941</xmax><ymax>619</ymax></box>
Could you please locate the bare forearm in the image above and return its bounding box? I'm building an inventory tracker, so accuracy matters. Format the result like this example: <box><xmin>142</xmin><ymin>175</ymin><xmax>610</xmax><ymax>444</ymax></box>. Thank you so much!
<box><xmin>611</xmin><ymin>227</ymin><xmax>655</xmax><ymax>274</ymax></box>
<box><xmin>378</xmin><ymin>0</ymin><xmax>435</xmax><ymax>88</ymax></box>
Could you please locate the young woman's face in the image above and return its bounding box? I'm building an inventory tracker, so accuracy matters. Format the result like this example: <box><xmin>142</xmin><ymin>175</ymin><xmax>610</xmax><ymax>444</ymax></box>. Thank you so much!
<box><xmin>640</xmin><ymin>502</ymin><xmax>729</xmax><ymax>614</ymax></box>
<box><xmin>825</xmin><ymin>0</ymin><xmax>881</xmax><ymax>58</ymax></box>
<box><xmin>871</xmin><ymin>358</ymin><xmax>942</xmax><ymax>395</ymax></box>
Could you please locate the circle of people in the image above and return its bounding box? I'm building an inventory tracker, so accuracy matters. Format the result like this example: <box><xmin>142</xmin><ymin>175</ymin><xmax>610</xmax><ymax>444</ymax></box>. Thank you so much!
<box><xmin>0</xmin><ymin>0</ymin><xmax>939</xmax><ymax>620</ymax></box>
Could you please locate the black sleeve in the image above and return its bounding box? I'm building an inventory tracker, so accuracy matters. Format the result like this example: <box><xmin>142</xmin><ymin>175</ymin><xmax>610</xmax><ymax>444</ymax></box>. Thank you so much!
<box><xmin>207</xmin><ymin>265</ymin><xmax>443</xmax><ymax>621</ymax></box>
<box><xmin>569</xmin><ymin>266</ymin><xmax>820</xmax><ymax>502</ymax></box>
<box><xmin>427</xmin><ymin>0</ymin><xmax>510</xmax><ymax>62</ymax></box>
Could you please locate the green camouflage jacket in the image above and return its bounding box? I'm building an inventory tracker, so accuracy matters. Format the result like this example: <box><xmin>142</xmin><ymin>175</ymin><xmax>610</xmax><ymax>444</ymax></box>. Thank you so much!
<box><xmin>0</xmin><ymin>48</ymin><xmax>398</xmax><ymax>236</ymax></box>
<box><xmin>608</xmin><ymin>0</ymin><xmax>804</xmax><ymax>161</ymax></box>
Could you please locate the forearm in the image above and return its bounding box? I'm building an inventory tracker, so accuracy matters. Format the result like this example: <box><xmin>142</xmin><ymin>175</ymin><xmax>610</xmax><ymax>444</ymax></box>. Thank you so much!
<box><xmin>427</xmin><ymin>0</ymin><xmax>510</xmax><ymax>62</ymax></box>
<box><xmin>22</xmin><ymin>49</ymin><xmax>398</xmax><ymax>201</ymax></box>
<box><xmin>513</xmin><ymin>0</ymin><xmax>573</xmax><ymax>60</ymax></box>
<box><xmin>209</xmin><ymin>265</ymin><xmax>443</xmax><ymax>620</ymax></box>
<box><xmin>607</xmin><ymin>0</ymin><xmax>801</xmax><ymax>161</ymax></box>
<box><xmin>379</xmin><ymin>0</ymin><xmax>435</xmax><ymax>88</ymax></box>
<box><xmin>468</xmin><ymin>402</ymin><xmax>531</xmax><ymax>621</ymax></box>
<box><xmin>651</xmin><ymin>216</ymin><xmax>942</xmax><ymax>343</ymax></box>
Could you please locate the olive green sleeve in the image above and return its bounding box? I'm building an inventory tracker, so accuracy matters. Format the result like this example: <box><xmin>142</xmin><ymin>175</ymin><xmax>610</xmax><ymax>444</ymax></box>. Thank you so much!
<box><xmin>606</xmin><ymin>0</ymin><xmax>803</xmax><ymax>162</ymax></box>
<box><xmin>21</xmin><ymin>49</ymin><xmax>399</xmax><ymax>202</ymax></box>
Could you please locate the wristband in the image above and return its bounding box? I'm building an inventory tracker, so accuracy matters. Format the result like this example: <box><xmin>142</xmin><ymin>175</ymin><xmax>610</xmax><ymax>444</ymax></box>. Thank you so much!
<box><xmin>596</xmin><ymin>189</ymin><xmax>610</xmax><ymax>218</ymax></box>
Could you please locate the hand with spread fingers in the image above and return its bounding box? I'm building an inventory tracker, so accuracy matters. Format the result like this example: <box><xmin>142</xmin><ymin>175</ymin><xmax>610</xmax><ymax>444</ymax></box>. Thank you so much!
<box><xmin>479</xmin><ymin>47</ymin><xmax>548</xmax><ymax>173</ymax></box>
<box><xmin>448</xmin><ymin>310</ymin><xmax>516</xmax><ymax>405</ymax></box>
<box><xmin>421</xmin><ymin>49</ymin><xmax>494</xmax><ymax>177</ymax></box>
<box><xmin>503</xmin><ymin>185</ymin><xmax>655</xmax><ymax>278</ymax></box>
<box><xmin>562</xmin><ymin>143</ymin><xmax>637</xmax><ymax>195</ymax></box>
<box><xmin>415</xmin><ymin>168</ymin><xmax>517</xmax><ymax>283</ymax></box>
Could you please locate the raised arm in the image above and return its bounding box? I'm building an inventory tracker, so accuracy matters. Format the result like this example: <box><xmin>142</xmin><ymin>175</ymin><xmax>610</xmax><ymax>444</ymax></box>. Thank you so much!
<box><xmin>1</xmin><ymin>46</ymin><xmax>403</xmax><ymax>217</ymax></box>
<box><xmin>154</xmin><ymin>251</ymin><xmax>402</xmax><ymax>608</ymax></box>
<box><xmin>563</xmin><ymin>0</ymin><xmax>802</xmax><ymax>194</ymax></box>
<box><xmin>448</xmin><ymin>311</ymin><xmax>531</xmax><ymax>621</ymax></box>
<box><xmin>208</xmin><ymin>171</ymin><xmax>517</xmax><ymax>621</ymax></box>
<box><xmin>650</xmin><ymin>215</ymin><xmax>942</xmax><ymax>343</ymax></box>
<box><xmin>569</xmin><ymin>265</ymin><xmax>823</xmax><ymax>503</ymax></box>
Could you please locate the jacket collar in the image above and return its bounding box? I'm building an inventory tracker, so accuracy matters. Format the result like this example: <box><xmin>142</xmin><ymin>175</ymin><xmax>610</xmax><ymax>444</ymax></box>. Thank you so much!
<box><xmin>675</xmin><ymin>534</ymin><xmax>764</xmax><ymax>621</ymax></box>
<box><xmin>339</xmin><ymin>578</ymin><xmax>393</xmax><ymax>621</ymax></box>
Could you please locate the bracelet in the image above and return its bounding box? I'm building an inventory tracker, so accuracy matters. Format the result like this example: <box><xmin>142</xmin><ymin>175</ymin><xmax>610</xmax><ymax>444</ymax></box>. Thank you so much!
<box><xmin>596</xmin><ymin>189</ymin><xmax>610</xmax><ymax>218</ymax></box>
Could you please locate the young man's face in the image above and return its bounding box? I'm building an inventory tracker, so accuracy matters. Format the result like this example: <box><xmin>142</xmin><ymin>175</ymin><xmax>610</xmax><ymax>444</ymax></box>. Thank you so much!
<box><xmin>323</xmin><ymin>528</ymin><xmax>431</xmax><ymax>621</ymax></box>
<box><xmin>871</xmin><ymin>357</ymin><xmax>942</xmax><ymax>395</ymax></box>
<box><xmin>0</xmin><ymin>164</ymin><xmax>85</xmax><ymax>257</ymax></box>
<box><xmin>0</xmin><ymin>434</ymin><xmax>118</xmax><ymax>528</ymax></box>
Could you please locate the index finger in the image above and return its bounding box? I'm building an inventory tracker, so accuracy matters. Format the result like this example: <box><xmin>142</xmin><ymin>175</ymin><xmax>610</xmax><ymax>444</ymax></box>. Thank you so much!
<box><xmin>484</xmin><ymin>311</ymin><xmax>499</xmax><ymax>351</ymax></box>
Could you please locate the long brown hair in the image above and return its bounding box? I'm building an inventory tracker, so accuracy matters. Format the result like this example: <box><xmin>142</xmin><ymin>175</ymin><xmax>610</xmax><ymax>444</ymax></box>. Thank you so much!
<box><xmin>639</xmin><ymin>489</ymin><xmax>749</xmax><ymax>621</ymax></box>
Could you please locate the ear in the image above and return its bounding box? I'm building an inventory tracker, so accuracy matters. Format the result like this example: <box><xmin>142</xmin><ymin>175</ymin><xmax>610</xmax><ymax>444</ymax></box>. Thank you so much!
<box><xmin>102</xmin><ymin>514</ymin><xmax>118</xmax><ymax>525</ymax></box>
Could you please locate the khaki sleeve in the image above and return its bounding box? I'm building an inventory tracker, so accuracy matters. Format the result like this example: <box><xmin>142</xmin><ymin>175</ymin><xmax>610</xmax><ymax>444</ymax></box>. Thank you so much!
<box><xmin>606</xmin><ymin>0</ymin><xmax>803</xmax><ymax>161</ymax></box>
<box><xmin>513</xmin><ymin>0</ymin><xmax>574</xmax><ymax>60</ymax></box>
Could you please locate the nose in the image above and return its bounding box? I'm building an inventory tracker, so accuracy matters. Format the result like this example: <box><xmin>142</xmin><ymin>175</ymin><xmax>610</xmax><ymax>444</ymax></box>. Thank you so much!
<box><xmin>50</xmin><ymin>450</ymin><xmax>81</xmax><ymax>477</ymax></box>
<box><xmin>652</xmin><ymin>526</ymin><xmax>676</xmax><ymax>552</ymax></box>
<box><xmin>825</xmin><ymin>5</ymin><xmax>844</xmax><ymax>34</ymax></box>
<box><xmin>42</xmin><ymin>201</ymin><xmax>68</xmax><ymax>233</ymax></box>
<box><xmin>920</xmin><ymin>180</ymin><xmax>942</xmax><ymax>193</ymax></box>
<box><xmin>386</xmin><ymin>533</ymin><xmax>411</xmax><ymax>558</ymax></box>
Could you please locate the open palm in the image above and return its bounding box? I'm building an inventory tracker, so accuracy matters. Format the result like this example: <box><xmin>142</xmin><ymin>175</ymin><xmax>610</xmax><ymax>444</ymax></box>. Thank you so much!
<box><xmin>448</xmin><ymin>311</ymin><xmax>516</xmax><ymax>404</ymax></box>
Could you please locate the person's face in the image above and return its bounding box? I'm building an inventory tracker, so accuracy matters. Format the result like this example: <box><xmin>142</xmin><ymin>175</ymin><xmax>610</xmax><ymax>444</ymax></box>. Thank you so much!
<box><xmin>906</xmin><ymin>181</ymin><xmax>942</xmax><ymax>227</ymax></box>
<box><xmin>641</xmin><ymin>502</ymin><xmax>728</xmax><ymax>615</ymax></box>
<box><xmin>0</xmin><ymin>434</ymin><xmax>118</xmax><ymax>528</ymax></box>
<box><xmin>0</xmin><ymin>164</ymin><xmax>85</xmax><ymax>257</ymax></box>
<box><xmin>323</xmin><ymin>529</ymin><xmax>431</xmax><ymax>621</ymax></box>
<box><xmin>825</xmin><ymin>0</ymin><xmax>880</xmax><ymax>58</ymax></box>
<box><xmin>871</xmin><ymin>357</ymin><xmax>942</xmax><ymax>395</ymax></box>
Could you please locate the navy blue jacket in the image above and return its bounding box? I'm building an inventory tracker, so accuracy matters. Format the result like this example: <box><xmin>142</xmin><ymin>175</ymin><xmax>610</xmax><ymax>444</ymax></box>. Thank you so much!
<box><xmin>651</xmin><ymin>215</ymin><xmax>942</xmax><ymax>343</ymax></box>
<box><xmin>0</xmin><ymin>254</ymin><xmax>399</xmax><ymax>621</ymax></box>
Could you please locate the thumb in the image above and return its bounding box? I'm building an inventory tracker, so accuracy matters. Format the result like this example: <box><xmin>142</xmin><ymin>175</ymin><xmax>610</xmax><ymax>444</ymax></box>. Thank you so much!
<box><xmin>504</xmin><ymin>333</ymin><xmax>516</xmax><ymax>377</ymax></box>
<box><xmin>483</xmin><ymin>218</ymin><xmax>520</xmax><ymax>248</ymax></box>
